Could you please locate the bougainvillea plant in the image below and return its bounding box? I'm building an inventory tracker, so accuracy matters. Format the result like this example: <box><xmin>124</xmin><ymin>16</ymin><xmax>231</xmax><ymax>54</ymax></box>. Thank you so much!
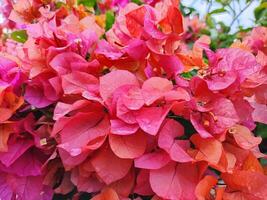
<box><xmin>0</xmin><ymin>0</ymin><xmax>266</xmax><ymax>199</ymax></box>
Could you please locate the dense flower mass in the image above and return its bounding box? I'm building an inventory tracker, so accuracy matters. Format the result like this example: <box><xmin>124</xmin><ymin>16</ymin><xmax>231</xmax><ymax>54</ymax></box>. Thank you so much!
<box><xmin>0</xmin><ymin>0</ymin><xmax>266</xmax><ymax>199</ymax></box>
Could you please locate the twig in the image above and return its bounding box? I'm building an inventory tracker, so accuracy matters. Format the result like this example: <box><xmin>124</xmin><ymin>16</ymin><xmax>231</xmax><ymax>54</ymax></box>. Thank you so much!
<box><xmin>228</xmin><ymin>4</ymin><xmax>236</xmax><ymax>17</ymax></box>
<box><xmin>207</xmin><ymin>0</ymin><xmax>213</xmax><ymax>14</ymax></box>
<box><xmin>230</xmin><ymin>1</ymin><xmax>253</xmax><ymax>27</ymax></box>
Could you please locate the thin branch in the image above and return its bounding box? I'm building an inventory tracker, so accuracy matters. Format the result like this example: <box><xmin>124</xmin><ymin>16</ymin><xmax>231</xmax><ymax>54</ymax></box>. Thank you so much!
<box><xmin>207</xmin><ymin>0</ymin><xmax>213</xmax><ymax>14</ymax></box>
<box><xmin>236</xmin><ymin>0</ymin><xmax>242</xmax><ymax>26</ymax></box>
<box><xmin>228</xmin><ymin>4</ymin><xmax>236</xmax><ymax>18</ymax></box>
<box><xmin>230</xmin><ymin>1</ymin><xmax>253</xmax><ymax>27</ymax></box>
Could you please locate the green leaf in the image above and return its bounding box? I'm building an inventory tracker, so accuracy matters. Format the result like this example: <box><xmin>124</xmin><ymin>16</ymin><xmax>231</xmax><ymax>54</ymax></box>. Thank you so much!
<box><xmin>210</xmin><ymin>8</ymin><xmax>227</xmax><ymax>15</ymax></box>
<box><xmin>105</xmin><ymin>11</ymin><xmax>115</xmax><ymax>31</ymax></box>
<box><xmin>77</xmin><ymin>0</ymin><xmax>96</xmax><ymax>7</ymax></box>
<box><xmin>175</xmin><ymin>117</ymin><xmax>196</xmax><ymax>137</ymax></box>
<box><xmin>131</xmin><ymin>0</ymin><xmax>143</xmax><ymax>5</ymax></box>
<box><xmin>200</xmin><ymin>29</ymin><xmax>211</xmax><ymax>36</ymax></box>
<box><xmin>260</xmin><ymin>158</ymin><xmax>267</xmax><ymax>166</ymax></box>
<box><xmin>218</xmin><ymin>33</ymin><xmax>227</xmax><ymax>41</ymax></box>
<box><xmin>255</xmin><ymin>123</ymin><xmax>267</xmax><ymax>139</ymax></box>
<box><xmin>10</xmin><ymin>30</ymin><xmax>28</xmax><ymax>43</ymax></box>
<box><xmin>55</xmin><ymin>1</ymin><xmax>65</xmax><ymax>8</ymax></box>
<box><xmin>180</xmin><ymin>69</ymin><xmax>198</xmax><ymax>79</ymax></box>
<box><xmin>206</xmin><ymin>15</ymin><xmax>216</xmax><ymax>28</ymax></box>
<box><xmin>254</xmin><ymin>2</ymin><xmax>267</xmax><ymax>20</ymax></box>
<box><xmin>179</xmin><ymin>3</ymin><xmax>197</xmax><ymax>16</ymax></box>
<box><xmin>215</xmin><ymin>0</ymin><xmax>231</xmax><ymax>6</ymax></box>
<box><xmin>254</xmin><ymin>2</ymin><xmax>267</xmax><ymax>27</ymax></box>
<box><xmin>237</xmin><ymin>27</ymin><xmax>252</xmax><ymax>34</ymax></box>
<box><xmin>218</xmin><ymin>22</ymin><xmax>230</xmax><ymax>33</ymax></box>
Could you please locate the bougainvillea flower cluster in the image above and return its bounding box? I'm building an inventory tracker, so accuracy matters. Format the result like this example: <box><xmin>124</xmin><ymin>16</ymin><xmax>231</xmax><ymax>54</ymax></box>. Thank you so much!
<box><xmin>0</xmin><ymin>0</ymin><xmax>266</xmax><ymax>199</ymax></box>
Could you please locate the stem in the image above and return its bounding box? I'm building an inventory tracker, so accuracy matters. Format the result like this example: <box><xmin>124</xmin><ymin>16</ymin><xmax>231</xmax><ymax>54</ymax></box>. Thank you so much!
<box><xmin>229</xmin><ymin>1</ymin><xmax>253</xmax><ymax>27</ymax></box>
<box><xmin>228</xmin><ymin>4</ymin><xmax>236</xmax><ymax>18</ymax></box>
<box><xmin>207</xmin><ymin>0</ymin><xmax>213</xmax><ymax>14</ymax></box>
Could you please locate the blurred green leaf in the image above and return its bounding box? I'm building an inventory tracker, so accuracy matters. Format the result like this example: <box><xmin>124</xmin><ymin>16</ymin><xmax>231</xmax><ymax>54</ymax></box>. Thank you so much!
<box><xmin>215</xmin><ymin>0</ymin><xmax>231</xmax><ymax>5</ymax></box>
<box><xmin>254</xmin><ymin>2</ymin><xmax>267</xmax><ymax>20</ymax></box>
<box><xmin>218</xmin><ymin>33</ymin><xmax>227</xmax><ymax>41</ymax></box>
<box><xmin>55</xmin><ymin>1</ymin><xmax>65</xmax><ymax>8</ymax></box>
<box><xmin>131</xmin><ymin>0</ymin><xmax>143</xmax><ymax>5</ymax></box>
<box><xmin>105</xmin><ymin>11</ymin><xmax>115</xmax><ymax>31</ymax></box>
<box><xmin>180</xmin><ymin>3</ymin><xmax>197</xmax><ymax>16</ymax></box>
<box><xmin>261</xmin><ymin>158</ymin><xmax>267</xmax><ymax>165</ymax></box>
<box><xmin>200</xmin><ymin>29</ymin><xmax>211</xmax><ymax>35</ymax></box>
<box><xmin>254</xmin><ymin>2</ymin><xmax>267</xmax><ymax>26</ymax></box>
<box><xmin>237</xmin><ymin>26</ymin><xmax>252</xmax><ymax>33</ymax></box>
<box><xmin>206</xmin><ymin>15</ymin><xmax>216</xmax><ymax>28</ymax></box>
<box><xmin>180</xmin><ymin>69</ymin><xmax>198</xmax><ymax>79</ymax></box>
<box><xmin>210</xmin><ymin>8</ymin><xmax>227</xmax><ymax>15</ymax></box>
<box><xmin>10</xmin><ymin>30</ymin><xmax>28</xmax><ymax>43</ymax></box>
<box><xmin>218</xmin><ymin>22</ymin><xmax>230</xmax><ymax>33</ymax></box>
<box><xmin>77</xmin><ymin>0</ymin><xmax>96</xmax><ymax>7</ymax></box>
<box><xmin>255</xmin><ymin>123</ymin><xmax>267</xmax><ymax>139</ymax></box>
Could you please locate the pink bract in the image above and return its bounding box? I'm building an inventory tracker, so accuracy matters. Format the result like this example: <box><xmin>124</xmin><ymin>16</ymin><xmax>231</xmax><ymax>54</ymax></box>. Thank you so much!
<box><xmin>0</xmin><ymin>0</ymin><xmax>266</xmax><ymax>199</ymax></box>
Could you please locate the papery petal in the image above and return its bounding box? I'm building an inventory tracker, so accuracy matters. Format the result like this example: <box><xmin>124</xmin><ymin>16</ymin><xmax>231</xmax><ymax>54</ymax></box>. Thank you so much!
<box><xmin>135</xmin><ymin>105</ymin><xmax>172</xmax><ymax>135</ymax></box>
<box><xmin>109</xmin><ymin>130</ymin><xmax>147</xmax><ymax>159</ymax></box>
<box><xmin>134</xmin><ymin>169</ymin><xmax>154</xmax><ymax>196</ymax></box>
<box><xmin>24</xmin><ymin>85</ymin><xmax>53</xmax><ymax>108</ymax></box>
<box><xmin>91</xmin><ymin>145</ymin><xmax>132</xmax><ymax>184</ymax></box>
<box><xmin>100</xmin><ymin>70</ymin><xmax>139</xmax><ymax>102</ymax></box>
<box><xmin>229</xmin><ymin>124</ymin><xmax>262</xmax><ymax>150</ymax></box>
<box><xmin>122</xmin><ymin>86</ymin><xmax>144</xmax><ymax>110</ymax></box>
<box><xmin>0</xmin><ymin>92</ymin><xmax>24</xmax><ymax>121</ymax></box>
<box><xmin>124</xmin><ymin>39</ymin><xmax>149</xmax><ymax>60</ymax></box>
<box><xmin>62</xmin><ymin>71</ymin><xmax>99</xmax><ymax>95</ymax></box>
<box><xmin>0</xmin><ymin>137</ymin><xmax>33</xmax><ymax>167</ymax></box>
<box><xmin>150</xmin><ymin>162</ymin><xmax>199</xmax><ymax>200</ymax></box>
<box><xmin>222</xmin><ymin>170</ymin><xmax>267</xmax><ymax>199</ymax></box>
<box><xmin>72</xmin><ymin>172</ymin><xmax>104</xmax><ymax>193</ymax></box>
<box><xmin>190</xmin><ymin>134</ymin><xmax>223</xmax><ymax>164</ymax></box>
<box><xmin>205</xmin><ymin>71</ymin><xmax>237</xmax><ymax>91</ymax></box>
<box><xmin>242</xmin><ymin>152</ymin><xmax>264</xmax><ymax>173</ymax></box>
<box><xmin>125</xmin><ymin>6</ymin><xmax>146</xmax><ymax>38</ymax></box>
<box><xmin>58</xmin><ymin>148</ymin><xmax>90</xmax><ymax>170</ymax></box>
<box><xmin>6</xmin><ymin>175</ymin><xmax>48</xmax><ymax>200</ymax></box>
<box><xmin>110</xmin><ymin>119</ymin><xmax>139</xmax><ymax>135</ymax></box>
<box><xmin>95</xmin><ymin>40</ymin><xmax>124</xmax><ymax>60</ymax></box>
<box><xmin>53</xmin><ymin>100</ymin><xmax>91</xmax><ymax>121</ymax></box>
<box><xmin>50</xmin><ymin>52</ymin><xmax>89</xmax><ymax>75</ymax></box>
<box><xmin>195</xmin><ymin>175</ymin><xmax>217</xmax><ymax>200</ymax></box>
<box><xmin>251</xmin><ymin>102</ymin><xmax>267</xmax><ymax>124</ymax></box>
<box><xmin>91</xmin><ymin>188</ymin><xmax>120</xmax><ymax>200</ymax></box>
<box><xmin>164</xmin><ymin>87</ymin><xmax>190</xmax><ymax>102</ymax></box>
<box><xmin>142</xmin><ymin>77</ymin><xmax>173</xmax><ymax>105</ymax></box>
<box><xmin>216</xmin><ymin>48</ymin><xmax>261</xmax><ymax>82</ymax></box>
<box><xmin>158</xmin><ymin>4</ymin><xmax>183</xmax><ymax>34</ymax></box>
<box><xmin>158</xmin><ymin>55</ymin><xmax>184</xmax><ymax>78</ymax></box>
<box><xmin>110</xmin><ymin>169</ymin><xmax>135</xmax><ymax>198</ymax></box>
<box><xmin>58</xmin><ymin>113</ymin><xmax>109</xmax><ymax>155</ymax></box>
<box><xmin>0</xmin><ymin>123</ymin><xmax>13</xmax><ymax>152</ymax></box>
<box><xmin>0</xmin><ymin>172</ymin><xmax>12</xmax><ymax>200</ymax></box>
<box><xmin>134</xmin><ymin>150</ymin><xmax>170</xmax><ymax>169</ymax></box>
<box><xmin>117</xmin><ymin>97</ymin><xmax>138</xmax><ymax>124</ymax></box>
<box><xmin>0</xmin><ymin>149</ymin><xmax>43</xmax><ymax>176</ymax></box>
<box><xmin>158</xmin><ymin>119</ymin><xmax>192</xmax><ymax>162</ymax></box>
<box><xmin>54</xmin><ymin>173</ymin><xmax>74</xmax><ymax>195</ymax></box>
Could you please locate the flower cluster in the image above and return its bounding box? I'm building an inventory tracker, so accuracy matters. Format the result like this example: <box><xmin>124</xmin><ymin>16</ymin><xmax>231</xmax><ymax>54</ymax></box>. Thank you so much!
<box><xmin>0</xmin><ymin>0</ymin><xmax>266</xmax><ymax>200</ymax></box>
